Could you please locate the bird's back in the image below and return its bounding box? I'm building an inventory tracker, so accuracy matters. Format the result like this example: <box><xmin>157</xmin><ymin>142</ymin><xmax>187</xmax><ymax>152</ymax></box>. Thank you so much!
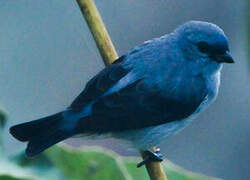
<box><xmin>72</xmin><ymin>35</ymin><xmax>214</xmax><ymax>134</ymax></box>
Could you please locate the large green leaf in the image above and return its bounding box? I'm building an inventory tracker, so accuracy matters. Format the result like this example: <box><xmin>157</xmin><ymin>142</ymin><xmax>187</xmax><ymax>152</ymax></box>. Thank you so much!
<box><xmin>124</xmin><ymin>158</ymin><xmax>222</xmax><ymax>180</ymax></box>
<box><xmin>0</xmin><ymin>158</ymin><xmax>37</xmax><ymax>180</ymax></box>
<box><xmin>0</xmin><ymin>144</ymin><xmax>222</xmax><ymax>180</ymax></box>
<box><xmin>163</xmin><ymin>160</ymin><xmax>221</xmax><ymax>180</ymax></box>
<box><xmin>0</xmin><ymin>175</ymin><xmax>33</xmax><ymax>180</ymax></box>
<box><xmin>10</xmin><ymin>152</ymin><xmax>64</xmax><ymax>180</ymax></box>
<box><xmin>44</xmin><ymin>145</ymin><xmax>130</xmax><ymax>180</ymax></box>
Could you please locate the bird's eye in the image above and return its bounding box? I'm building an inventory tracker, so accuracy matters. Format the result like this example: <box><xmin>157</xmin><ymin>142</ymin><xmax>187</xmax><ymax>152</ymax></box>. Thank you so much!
<box><xmin>197</xmin><ymin>41</ymin><xmax>210</xmax><ymax>53</ymax></box>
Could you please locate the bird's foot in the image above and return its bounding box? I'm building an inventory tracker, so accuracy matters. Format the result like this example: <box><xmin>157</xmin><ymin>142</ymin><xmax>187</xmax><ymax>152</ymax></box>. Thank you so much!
<box><xmin>137</xmin><ymin>148</ymin><xmax>163</xmax><ymax>168</ymax></box>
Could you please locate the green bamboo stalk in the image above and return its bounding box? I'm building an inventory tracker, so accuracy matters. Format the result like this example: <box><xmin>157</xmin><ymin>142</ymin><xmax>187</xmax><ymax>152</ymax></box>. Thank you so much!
<box><xmin>76</xmin><ymin>0</ymin><xmax>118</xmax><ymax>66</ymax></box>
<box><xmin>141</xmin><ymin>148</ymin><xmax>168</xmax><ymax>180</ymax></box>
<box><xmin>76</xmin><ymin>0</ymin><xmax>167</xmax><ymax>179</ymax></box>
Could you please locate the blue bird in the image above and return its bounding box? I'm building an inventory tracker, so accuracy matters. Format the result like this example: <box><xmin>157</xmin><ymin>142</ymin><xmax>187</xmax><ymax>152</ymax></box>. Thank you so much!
<box><xmin>10</xmin><ymin>21</ymin><xmax>234</xmax><ymax>167</ymax></box>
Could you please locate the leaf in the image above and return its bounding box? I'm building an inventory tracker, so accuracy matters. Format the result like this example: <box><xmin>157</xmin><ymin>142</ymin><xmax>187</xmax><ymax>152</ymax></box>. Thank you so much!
<box><xmin>11</xmin><ymin>152</ymin><xmax>63</xmax><ymax>180</ymax></box>
<box><xmin>123</xmin><ymin>158</ymin><xmax>222</xmax><ymax>180</ymax></box>
<box><xmin>44</xmin><ymin>145</ymin><xmax>130</xmax><ymax>180</ymax></box>
<box><xmin>44</xmin><ymin>145</ymin><xmax>222</xmax><ymax>180</ymax></box>
<box><xmin>0</xmin><ymin>175</ymin><xmax>33</xmax><ymax>180</ymax></box>
<box><xmin>0</xmin><ymin>158</ymin><xmax>37</xmax><ymax>180</ymax></box>
<box><xmin>123</xmin><ymin>159</ymin><xmax>149</xmax><ymax>179</ymax></box>
<box><xmin>163</xmin><ymin>160</ymin><xmax>222</xmax><ymax>180</ymax></box>
<box><xmin>0</xmin><ymin>144</ymin><xmax>223</xmax><ymax>180</ymax></box>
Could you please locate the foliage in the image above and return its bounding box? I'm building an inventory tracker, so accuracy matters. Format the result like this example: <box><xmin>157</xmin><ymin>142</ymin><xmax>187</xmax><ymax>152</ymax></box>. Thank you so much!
<box><xmin>1</xmin><ymin>145</ymin><xmax>222</xmax><ymax>180</ymax></box>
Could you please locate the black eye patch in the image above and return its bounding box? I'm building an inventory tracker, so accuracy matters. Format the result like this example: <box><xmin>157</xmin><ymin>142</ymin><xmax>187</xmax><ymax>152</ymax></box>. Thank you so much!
<box><xmin>197</xmin><ymin>41</ymin><xmax>228</xmax><ymax>55</ymax></box>
<box><xmin>197</xmin><ymin>42</ymin><xmax>210</xmax><ymax>53</ymax></box>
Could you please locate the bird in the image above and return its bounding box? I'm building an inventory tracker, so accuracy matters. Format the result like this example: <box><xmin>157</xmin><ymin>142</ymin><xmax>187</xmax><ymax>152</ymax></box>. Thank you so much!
<box><xmin>10</xmin><ymin>21</ymin><xmax>234</xmax><ymax>167</ymax></box>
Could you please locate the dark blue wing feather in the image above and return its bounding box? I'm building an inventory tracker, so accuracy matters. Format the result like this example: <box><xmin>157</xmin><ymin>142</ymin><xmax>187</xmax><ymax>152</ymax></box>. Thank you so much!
<box><xmin>76</xmin><ymin>75</ymin><xmax>208</xmax><ymax>134</ymax></box>
<box><xmin>69</xmin><ymin>48</ymin><xmax>208</xmax><ymax>134</ymax></box>
<box><xmin>69</xmin><ymin>56</ymin><xmax>130</xmax><ymax>111</ymax></box>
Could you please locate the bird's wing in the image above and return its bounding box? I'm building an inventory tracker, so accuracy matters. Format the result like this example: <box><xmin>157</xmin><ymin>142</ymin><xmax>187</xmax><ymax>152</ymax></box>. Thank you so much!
<box><xmin>69</xmin><ymin>39</ymin><xmax>154</xmax><ymax>111</ymax></box>
<box><xmin>76</xmin><ymin>74</ymin><xmax>208</xmax><ymax>134</ymax></box>
<box><xmin>70</xmin><ymin>38</ymin><xmax>208</xmax><ymax>134</ymax></box>
<box><xmin>69</xmin><ymin>56</ymin><xmax>131</xmax><ymax>111</ymax></box>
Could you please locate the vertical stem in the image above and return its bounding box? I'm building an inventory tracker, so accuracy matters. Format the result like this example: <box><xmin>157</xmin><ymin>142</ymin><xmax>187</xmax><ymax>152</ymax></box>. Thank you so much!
<box><xmin>140</xmin><ymin>148</ymin><xmax>167</xmax><ymax>180</ymax></box>
<box><xmin>76</xmin><ymin>0</ymin><xmax>118</xmax><ymax>66</ymax></box>
<box><xmin>76</xmin><ymin>0</ymin><xmax>167</xmax><ymax>179</ymax></box>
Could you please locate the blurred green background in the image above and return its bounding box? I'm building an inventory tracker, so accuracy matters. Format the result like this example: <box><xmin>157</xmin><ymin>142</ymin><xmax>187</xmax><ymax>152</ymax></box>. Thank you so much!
<box><xmin>0</xmin><ymin>0</ymin><xmax>249</xmax><ymax>180</ymax></box>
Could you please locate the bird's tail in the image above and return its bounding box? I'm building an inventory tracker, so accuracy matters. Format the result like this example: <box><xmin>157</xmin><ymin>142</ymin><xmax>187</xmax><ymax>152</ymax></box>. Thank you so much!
<box><xmin>9</xmin><ymin>112</ymin><xmax>76</xmax><ymax>157</ymax></box>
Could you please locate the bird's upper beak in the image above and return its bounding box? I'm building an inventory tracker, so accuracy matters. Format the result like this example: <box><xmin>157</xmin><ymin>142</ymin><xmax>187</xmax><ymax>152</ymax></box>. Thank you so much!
<box><xmin>214</xmin><ymin>51</ymin><xmax>234</xmax><ymax>63</ymax></box>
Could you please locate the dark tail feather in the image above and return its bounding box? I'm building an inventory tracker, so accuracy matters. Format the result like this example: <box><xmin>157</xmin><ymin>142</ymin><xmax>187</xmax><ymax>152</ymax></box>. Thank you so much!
<box><xmin>10</xmin><ymin>112</ymin><xmax>75</xmax><ymax>157</ymax></box>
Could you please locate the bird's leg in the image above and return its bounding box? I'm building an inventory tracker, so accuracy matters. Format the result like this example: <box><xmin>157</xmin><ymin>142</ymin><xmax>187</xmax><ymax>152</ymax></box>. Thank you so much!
<box><xmin>137</xmin><ymin>148</ymin><xmax>163</xmax><ymax>168</ymax></box>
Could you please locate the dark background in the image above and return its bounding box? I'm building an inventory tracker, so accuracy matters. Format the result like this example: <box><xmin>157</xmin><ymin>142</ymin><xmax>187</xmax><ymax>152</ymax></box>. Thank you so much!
<box><xmin>0</xmin><ymin>1</ymin><xmax>249</xmax><ymax>180</ymax></box>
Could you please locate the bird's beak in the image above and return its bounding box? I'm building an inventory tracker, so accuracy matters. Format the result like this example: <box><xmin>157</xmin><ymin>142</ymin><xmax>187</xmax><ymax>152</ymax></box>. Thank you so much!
<box><xmin>214</xmin><ymin>51</ymin><xmax>234</xmax><ymax>63</ymax></box>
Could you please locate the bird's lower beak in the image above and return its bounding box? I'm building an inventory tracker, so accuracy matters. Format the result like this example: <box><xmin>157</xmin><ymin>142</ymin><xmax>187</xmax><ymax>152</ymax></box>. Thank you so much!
<box><xmin>214</xmin><ymin>51</ymin><xmax>234</xmax><ymax>63</ymax></box>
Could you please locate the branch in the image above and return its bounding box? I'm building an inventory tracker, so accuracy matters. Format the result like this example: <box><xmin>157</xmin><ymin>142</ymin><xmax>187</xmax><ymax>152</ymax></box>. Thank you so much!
<box><xmin>76</xmin><ymin>0</ymin><xmax>118</xmax><ymax>66</ymax></box>
<box><xmin>76</xmin><ymin>0</ymin><xmax>167</xmax><ymax>179</ymax></box>
<box><xmin>140</xmin><ymin>148</ymin><xmax>167</xmax><ymax>180</ymax></box>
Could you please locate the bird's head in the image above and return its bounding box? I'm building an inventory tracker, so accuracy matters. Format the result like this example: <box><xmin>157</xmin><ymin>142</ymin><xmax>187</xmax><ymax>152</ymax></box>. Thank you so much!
<box><xmin>174</xmin><ymin>21</ymin><xmax>234</xmax><ymax>75</ymax></box>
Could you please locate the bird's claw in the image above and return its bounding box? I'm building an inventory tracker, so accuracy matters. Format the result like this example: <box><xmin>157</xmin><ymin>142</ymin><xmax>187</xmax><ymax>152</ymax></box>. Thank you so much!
<box><xmin>137</xmin><ymin>148</ymin><xmax>164</xmax><ymax>168</ymax></box>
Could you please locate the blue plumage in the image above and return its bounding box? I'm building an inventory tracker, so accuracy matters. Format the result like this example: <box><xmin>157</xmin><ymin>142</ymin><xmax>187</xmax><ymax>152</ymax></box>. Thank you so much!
<box><xmin>10</xmin><ymin>21</ymin><xmax>234</xmax><ymax>157</ymax></box>
<box><xmin>10</xmin><ymin>112</ymin><xmax>75</xmax><ymax>156</ymax></box>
